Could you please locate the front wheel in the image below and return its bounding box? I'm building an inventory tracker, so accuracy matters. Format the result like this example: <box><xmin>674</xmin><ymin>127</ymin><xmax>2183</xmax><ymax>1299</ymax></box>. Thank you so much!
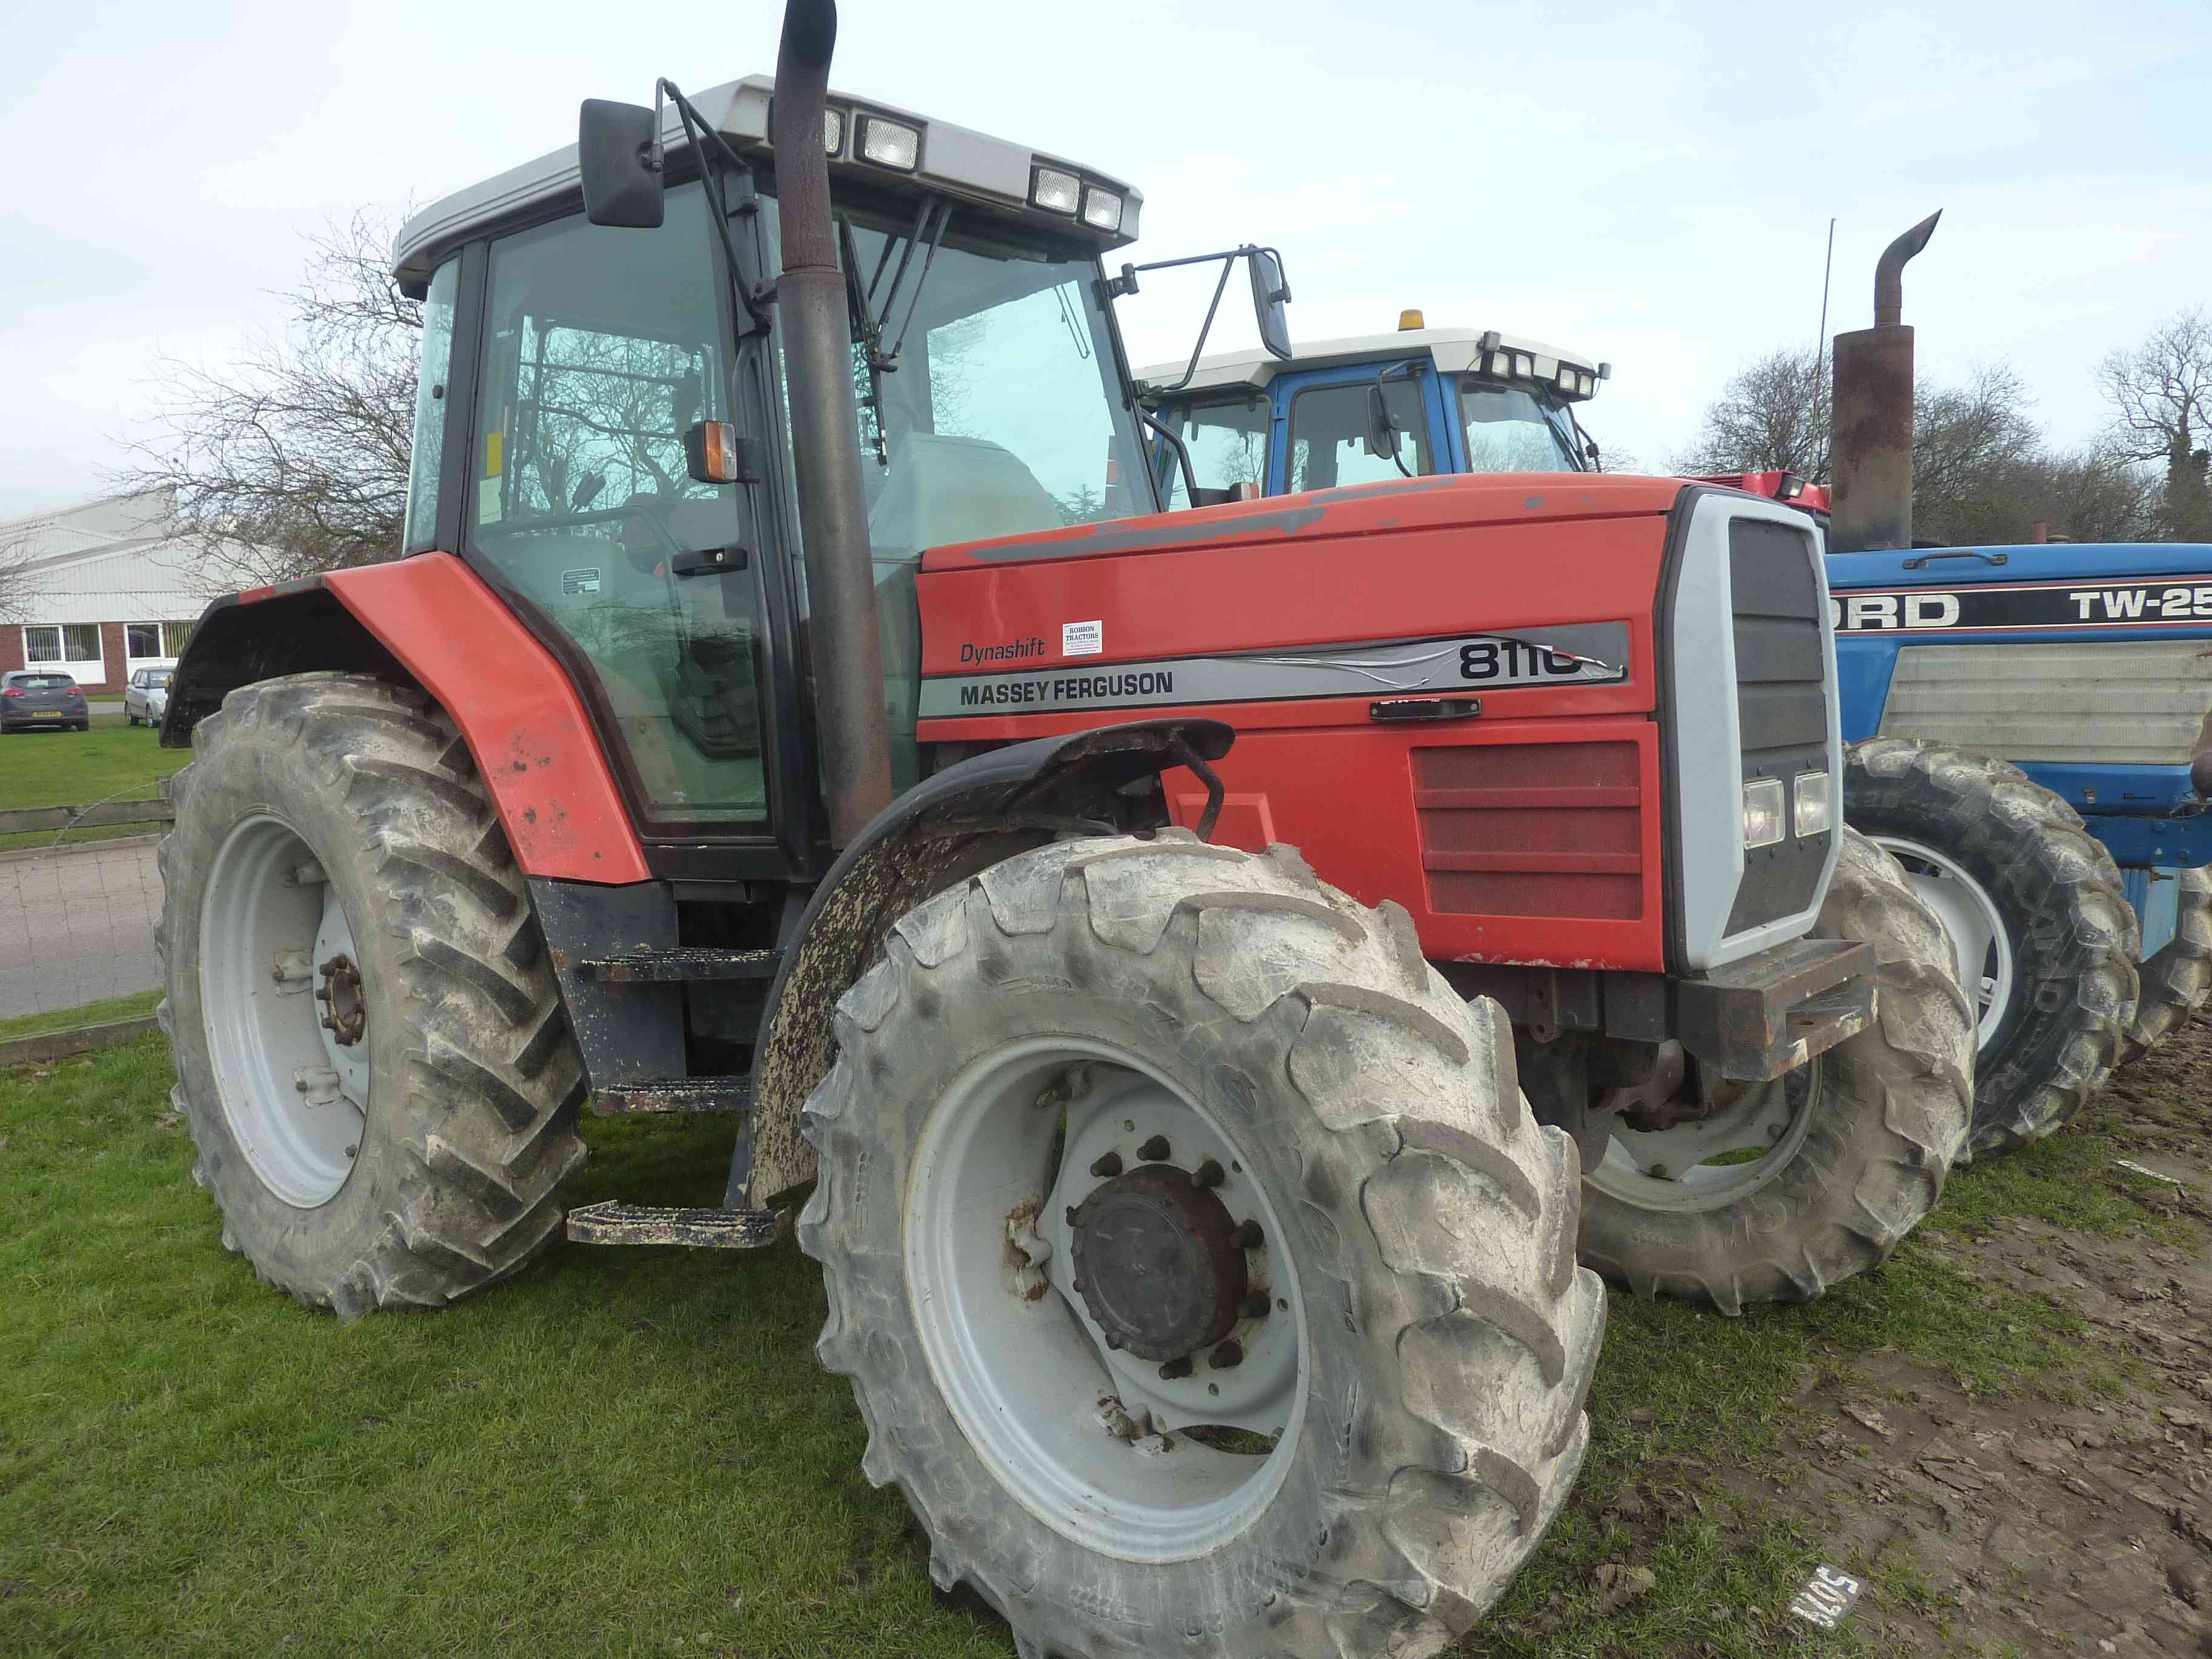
<box><xmin>2119</xmin><ymin>865</ymin><xmax>2212</xmax><ymax>1064</ymax></box>
<box><xmin>1846</xmin><ymin>738</ymin><xmax>2137</xmax><ymax>1153</ymax></box>
<box><xmin>1562</xmin><ymin>830</ymin><xmax>1973</xmax><ymax>1314</ymax></box>
<box><xmin>800</xmin><ymin>831</ymin><xmax>1605</xmax><ymax>1658</ymax></box>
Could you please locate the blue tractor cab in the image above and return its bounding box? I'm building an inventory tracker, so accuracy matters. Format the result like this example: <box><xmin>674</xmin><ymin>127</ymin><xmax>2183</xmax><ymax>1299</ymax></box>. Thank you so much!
<box><xmin>1138</xmin><ymin>316</ymin><xmax>1603</xmax><ymax>508</ymax></box>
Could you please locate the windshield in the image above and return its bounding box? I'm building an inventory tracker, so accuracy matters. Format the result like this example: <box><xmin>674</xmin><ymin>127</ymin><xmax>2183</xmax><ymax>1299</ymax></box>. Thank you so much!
<box><xmin>801</xmin><ymin>198</ymin><xmax>1151</xmax><ymax>549</ymax></box>
<box><xmin>146</xmin><ymin>669</ymin><xmax>172</xmax><ymax>687</ymax></box>
<box><xmin>1457</xmin><ymin>380</ymin><xmax>1583</xmax><ymax>472</ymax></box>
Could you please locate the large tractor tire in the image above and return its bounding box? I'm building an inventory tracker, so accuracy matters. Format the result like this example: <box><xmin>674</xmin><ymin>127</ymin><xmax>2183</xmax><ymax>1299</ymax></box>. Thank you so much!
<box><xmin>1561</xmin><ymin>830</ymin><xmax>1972</xmax><ymax>1315</ymax></box>
<box><xmin>157</xmin><ymin>673</ymin><xmax>587</xmax><ymax>1316</ymax></box>
<box><xmin>2119</xmin><ymin>864</ymin><xmax>2212</xmax><ymax>1065</ymax></box>
<box><xmin>799</xmin><ymin>831</ymin><xmax>1605</xmax><ymax>1658</ymax></box>
<box><xmin>1845</xmin><ymin>737</ymin><xmax>2139</xmax><ymax>1154</ymax></box>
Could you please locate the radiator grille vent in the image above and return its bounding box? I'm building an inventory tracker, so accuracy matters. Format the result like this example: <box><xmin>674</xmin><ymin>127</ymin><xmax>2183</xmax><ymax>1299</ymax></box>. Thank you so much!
<box><xmin>1413</xmin><ymin>742</ymin><xmax>1643</xmax><ymax>919</ymax></box>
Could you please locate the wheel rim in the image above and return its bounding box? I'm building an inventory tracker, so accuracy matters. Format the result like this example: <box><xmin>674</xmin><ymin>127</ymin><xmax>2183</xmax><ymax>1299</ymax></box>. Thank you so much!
<box><xmin>1580</xmin><ymin>1051</ymin><xmax>1824</xmax><ymax>1213</ymax></box>
<box><xmin>199</xmin><ymin>816</ymin><xmax>369</xmax><ymax>1208</ymax></box>
<box><xmin>1873</xmin><ymin>834</ymin><xmax>2013</xmax><ymax>1048</ymax></box>
<box><xmin>903</xmin><ymin>1037</ymin><xmax>1307</xmax><ymax>1563</ymax></box>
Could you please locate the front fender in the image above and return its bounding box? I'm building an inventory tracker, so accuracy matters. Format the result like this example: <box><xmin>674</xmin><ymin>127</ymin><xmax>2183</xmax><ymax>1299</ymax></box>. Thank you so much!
<box><xmin>159</xmin><ymin>555</ymin><xmax>648</xmax><ymax>884</ymax></box>
<box><xmin>742</xmin><ymin>718</ymin><xmax>1234</xmax><ymax>1205</ymax></box>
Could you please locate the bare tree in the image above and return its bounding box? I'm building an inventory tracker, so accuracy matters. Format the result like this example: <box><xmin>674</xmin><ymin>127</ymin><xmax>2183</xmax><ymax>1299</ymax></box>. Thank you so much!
<box><xmin>120</xmin><ymin>210</ymin><xmax>423</xmax><ymax>589</ymax></box>
<box><xmin>0</xmin><ymin>521</ymin><xmax>37</xmax><ymax>624</ymax></box>
<box><xmin>2099</xmin><ymin>307</ymin><xmax>2212</xmax><ymax>538</ymax></box>
<box><xmin>1673</xmin><ymin>349</ymin><xmax>1829</xmax><ymax>478</ymax></box>
<box><xmin>1909</xmin><ymin>363</ymin><xmax>2042</xmax><ymax>543</ymax></box>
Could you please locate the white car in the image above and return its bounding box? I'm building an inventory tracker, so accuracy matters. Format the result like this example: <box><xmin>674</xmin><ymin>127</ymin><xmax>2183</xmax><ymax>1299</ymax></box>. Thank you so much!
<box><xmin>124</xmin><ymin>663</ymin><xmax>176</xmax><ymax>727</ymax></box>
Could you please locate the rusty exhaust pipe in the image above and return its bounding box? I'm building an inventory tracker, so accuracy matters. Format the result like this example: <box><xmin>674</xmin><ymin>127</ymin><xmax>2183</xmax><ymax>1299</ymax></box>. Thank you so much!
<box><xmin>772</xmin><ymin>0</ymin><xmax>893</xmax><ymax>844</ymax></box>
<box><xmin>1828</xmin><ymin>210</ymin><xmax>1940</xmax><ymax>554</ymax></box>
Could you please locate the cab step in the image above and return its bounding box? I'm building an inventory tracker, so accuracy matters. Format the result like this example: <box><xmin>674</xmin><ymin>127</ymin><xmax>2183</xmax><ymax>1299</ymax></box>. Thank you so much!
<box><xmin>577</xmin><ymin>947</ymin><xmax>783</xmax><ymax>982</ymax></box>
<box><xmin>564</xmin><ymin>1200</ymin><xmax>788</xmax><ymax>1250</ymax></box>
<box><xmin>589</xmin><ymin>1079</ymin><xmax>754</xmax><ymax>1115</ymax></box>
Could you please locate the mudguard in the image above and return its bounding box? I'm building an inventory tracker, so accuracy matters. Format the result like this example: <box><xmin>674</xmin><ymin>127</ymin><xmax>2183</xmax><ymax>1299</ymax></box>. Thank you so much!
<box><xmin>159</xmin><ymin>555</ymin><xmax>649</xmax><ymax>883</ymax></box>
<box><xmin>741</xmin><ymin>717</ymin><xmax>1234</xmax><ymax>1205</ymax></box>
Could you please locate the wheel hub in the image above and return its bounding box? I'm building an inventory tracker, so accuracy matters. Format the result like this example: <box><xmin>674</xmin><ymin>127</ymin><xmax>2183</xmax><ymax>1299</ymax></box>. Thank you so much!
<box><xmin>1068</xmin><ymin>1164</ymin><xmax>1248</xmax><ymax>1362</ymax></box>
<box><xmin>315</xmin><ymin>954</ymin><xmax>366</xmax><ymax>1046</ymax></box>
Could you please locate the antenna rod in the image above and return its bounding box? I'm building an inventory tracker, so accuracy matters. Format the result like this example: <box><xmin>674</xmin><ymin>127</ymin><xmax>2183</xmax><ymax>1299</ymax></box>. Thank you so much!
<box><xmin>1815</xmin><ymin>216</ymin><xmax>1835</xmax><ymax>370</ymax></box>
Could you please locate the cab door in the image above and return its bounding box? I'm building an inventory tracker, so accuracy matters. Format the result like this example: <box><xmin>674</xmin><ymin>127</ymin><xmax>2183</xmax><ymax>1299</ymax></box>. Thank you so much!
<box><xmin>1266</xmin><ymin>357</ymin><xmax>1455</xmax><ymax>495</ymax></box>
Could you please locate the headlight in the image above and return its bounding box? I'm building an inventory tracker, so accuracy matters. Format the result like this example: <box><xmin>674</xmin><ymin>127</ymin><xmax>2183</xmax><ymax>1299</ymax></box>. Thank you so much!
<box><xmin>1030</xmin><ymin>166</ymin><xmax>1081</xmax><ymax>215</ymax></box>
<box><xmin>823</xmin><ymin>108</ymin><xmax>846</xmax><ymax>156</ymax></box>
<box><xmin>1793</xmin><ymin>769</ymin><xmax>1834</xmax><ymax>837</ymax></box>
<box><xmin>1743</xmin><ymin>777</ymin><xmax>1786</xmax><ymax>849</ymax></box>
<box><xmin>857</xmin><ymin>115</ymin><xmax>920</xmax><ymax>172</ymax></box>
<box><xmin>1080</xmin><ymin>186</ymin><xmax>1123</xmax><ymax>233</ymax></box>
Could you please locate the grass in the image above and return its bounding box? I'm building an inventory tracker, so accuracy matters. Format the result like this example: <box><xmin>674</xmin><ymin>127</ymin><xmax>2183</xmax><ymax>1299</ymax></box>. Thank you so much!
<box><xmin>0</xmin><ymin>722</ymin><xmax>188</xmax><ymax>851</ymax></box>
<box><xmin>0</xmin><ymin>990</ymin><xmax>163</xmax><ymax>1045</ymax></box>
<box><xmin>0</xmin><ymin>1034</ymin><xmax>2198</xmax><ymax>1658</ymax></box>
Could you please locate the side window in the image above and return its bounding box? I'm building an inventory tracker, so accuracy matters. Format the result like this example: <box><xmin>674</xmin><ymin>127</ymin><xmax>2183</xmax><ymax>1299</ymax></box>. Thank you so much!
<box><xmin>471</xmin><ymin>184</ymin><xmax>765</xmax><ymax>830</ymax></box>
<box><xmin>1159</xmin><ymin>395</ymin><xmax>1270</xmax><ymax>509</ymax></box>
<box><xmin>1286</xmin><ymin>379</ymin><xmax>1433</xmax><ymax>493</ymax></box>
<box><xmin>402</xmin><ymin>261</ymin><xmax>458</xmax><ymax>554</ymax></box>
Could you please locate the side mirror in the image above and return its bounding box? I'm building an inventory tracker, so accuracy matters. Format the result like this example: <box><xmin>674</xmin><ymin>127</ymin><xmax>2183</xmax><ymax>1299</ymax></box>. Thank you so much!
<box><xmin>1366</xmin><ymin>384</ymin><xmax>1402</xmax><ymax>460</ymax></box>
<box><xmin>1249</xmin><ymin>248</ymin><xmax>1292</xmax><ymax>360</ymax></box>
<box><xmin>579</xmin><ymin>99</ymin><xmax>665</xmax><ymax>228</ymax></box>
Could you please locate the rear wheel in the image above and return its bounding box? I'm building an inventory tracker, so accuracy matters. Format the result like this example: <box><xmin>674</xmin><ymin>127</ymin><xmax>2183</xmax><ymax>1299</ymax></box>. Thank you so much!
<box><xmin>1846</xmin><ymin>737</ymin><xmax>2138</xmax><ymax>1153</ymax></box>
<box><xmin>2119</xmin><ymin>864</ymin><xmax>2212</xmax><ymax>1064</ymax></box>
<box><xmin>1562</xmin><ymin>830</ymin><xmax>1972</xmax><ymax>1313</ymax></box>
<box><xmin>800</xmin><ymin>831</ymin><xmax>1605</xmax><ymax>1658</ymax></box>
<box><xmin>158</xmin><ymin>672</ymin><xmax>587</xmax><ymax>1315</ymax></box>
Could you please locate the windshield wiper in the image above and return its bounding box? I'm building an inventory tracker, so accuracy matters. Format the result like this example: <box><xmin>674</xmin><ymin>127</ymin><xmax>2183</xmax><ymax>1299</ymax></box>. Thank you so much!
<box><xmin>838</xmin><ymin>194</ymin><xmax>954</xmax><ymax>468</ymax></box>
<box><xmin>652</xmin><ymin>79</ymin><xmax>776</xmax><ymax>338</ymax></box>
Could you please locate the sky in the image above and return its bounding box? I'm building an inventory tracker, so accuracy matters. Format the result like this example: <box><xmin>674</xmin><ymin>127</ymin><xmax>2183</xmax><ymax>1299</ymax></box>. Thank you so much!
<box><xmin>4</xmin><ymin>0</ymin><xmax>2210</xmax><ymax>519</ymax></box>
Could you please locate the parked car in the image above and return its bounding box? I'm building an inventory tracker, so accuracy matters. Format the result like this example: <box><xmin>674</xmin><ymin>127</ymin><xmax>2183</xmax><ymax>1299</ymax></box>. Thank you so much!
<box><xmin>1</xmin><ymin>670</ymin><xmax>90</xmax><ymax>733</ymax></box>
<box><xmin>124</xmin><ymin>663</ymin><xmax>176</xmax><ymax>727</ymax></box>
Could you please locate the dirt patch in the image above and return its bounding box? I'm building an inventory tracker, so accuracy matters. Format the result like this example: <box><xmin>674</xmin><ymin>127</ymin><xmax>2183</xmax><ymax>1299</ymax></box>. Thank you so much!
<box><xmin>1755</xmin><ymin>1030</ymin><xmax>2212</xmax><ymax>1656</ymax></box>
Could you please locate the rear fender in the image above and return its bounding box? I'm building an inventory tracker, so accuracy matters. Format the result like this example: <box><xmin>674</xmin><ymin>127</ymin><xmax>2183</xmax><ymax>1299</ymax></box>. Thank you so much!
<box><xmin>160</xmin><ymin>555</ymin><xmax>648</xmax><ymax>883</ymax></box>
<box><xmin>743</xmin><ymin>718</ymin><xmax>1235</xmax><ymax>1205</ymax></box>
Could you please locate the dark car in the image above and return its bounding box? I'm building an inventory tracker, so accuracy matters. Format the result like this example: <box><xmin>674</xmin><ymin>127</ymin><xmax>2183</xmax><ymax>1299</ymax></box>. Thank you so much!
<box><xmin>1</xmin><ymin>670</ymin><xmax>90</xmax><ymax>732</ymax></box>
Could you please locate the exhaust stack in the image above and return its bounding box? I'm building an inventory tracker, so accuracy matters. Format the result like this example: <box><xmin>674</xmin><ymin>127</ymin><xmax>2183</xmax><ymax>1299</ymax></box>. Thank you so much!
<box><xmin>1828</xmin><ymin>211</ymin><xmax>1940</xmax><ymax>554</ymax></box>
<box><xmin>772</xmin><ymin>0</ymin><xmax>893</xmax><ymax>843</ymax></box>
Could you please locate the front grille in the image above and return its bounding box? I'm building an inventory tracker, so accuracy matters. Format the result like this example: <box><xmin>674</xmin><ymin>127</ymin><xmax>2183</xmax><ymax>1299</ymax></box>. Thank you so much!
<box><xmin>1413</xmin><ymin>740</ymin><xmax>1644</xmax><ymax>919</ymax></box>
<box><xmin>1725</xmin><ymin>520</ymin><xmax>1830</xmax><ymax>934</ymax></box>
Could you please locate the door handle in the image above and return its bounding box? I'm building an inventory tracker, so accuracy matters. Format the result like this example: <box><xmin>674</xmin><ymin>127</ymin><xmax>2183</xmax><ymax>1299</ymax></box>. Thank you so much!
<box><xmin>1369</xmin><ymin>695</ymin><xmax>1483</xmax><ymax>723</ymax></box>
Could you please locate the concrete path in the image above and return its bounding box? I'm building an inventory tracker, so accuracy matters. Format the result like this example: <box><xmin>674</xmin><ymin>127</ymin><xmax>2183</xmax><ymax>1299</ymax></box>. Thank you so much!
<box><xmin>0</xmin><ymin>840</ymin><xmax>163</xmax><ymax>1019</ymax></box>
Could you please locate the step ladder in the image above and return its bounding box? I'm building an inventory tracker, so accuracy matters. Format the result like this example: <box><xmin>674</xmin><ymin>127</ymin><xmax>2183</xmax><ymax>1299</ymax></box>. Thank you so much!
<box><xmin>563</xmin><ymin>945</ymin><xmax>789</xmax><ymax>1252</ymax></box>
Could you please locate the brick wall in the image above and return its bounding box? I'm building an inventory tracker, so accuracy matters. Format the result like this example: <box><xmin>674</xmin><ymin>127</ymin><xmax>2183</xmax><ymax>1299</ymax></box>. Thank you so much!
<box><xmin>90</xmin><ymin>621</ymin><xmax>130</xmax><ymax>696</ymax></box>
<box><xmin>0</xmin><ymin>626</ymin><xmax>21</xmax><ymax>678</ymax></box>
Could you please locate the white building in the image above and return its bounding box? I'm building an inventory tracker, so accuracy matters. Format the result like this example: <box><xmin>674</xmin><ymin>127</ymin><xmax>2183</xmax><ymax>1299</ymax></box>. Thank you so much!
<box><xmin>0</xmin><ymin>491</ymin><xmax>230</xmax><ymax>694</ymax></box>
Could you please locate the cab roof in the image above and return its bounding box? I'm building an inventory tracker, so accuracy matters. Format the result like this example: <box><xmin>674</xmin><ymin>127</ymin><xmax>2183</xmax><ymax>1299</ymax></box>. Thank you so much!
<box><xmin>392</xmin><ymin>74</ymin><xmax>1144</xmax><ymax>295</ymax></box>
<box><xmin>1138</xmin><ymin>326</ymin><xmax>1603</xmax><ymax>401</ymax></box>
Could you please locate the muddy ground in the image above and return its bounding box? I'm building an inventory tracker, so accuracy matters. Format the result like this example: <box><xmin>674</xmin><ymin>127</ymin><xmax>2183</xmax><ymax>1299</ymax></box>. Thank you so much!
<box><xmin>1513</xmin><ymin>1017</ymin><xmax>2212</xmax><ymax>1658</ymax></box>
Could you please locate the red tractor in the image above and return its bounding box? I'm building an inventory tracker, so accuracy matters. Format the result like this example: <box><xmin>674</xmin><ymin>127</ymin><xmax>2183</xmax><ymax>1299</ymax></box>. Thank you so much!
<box><xmin>152</xmin><ymin>5</ymin><xmax>1970</xmax><ymax>1652</ymax></box>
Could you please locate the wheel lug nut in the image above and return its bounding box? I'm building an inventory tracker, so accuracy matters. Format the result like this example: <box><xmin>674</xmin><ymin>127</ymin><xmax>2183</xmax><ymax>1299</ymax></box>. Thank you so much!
<box><xmin>1065</xmin><ymin>1205</ymin><xmax>1082</xmax><ymax>1227</ymax></box>
<box><xmin>1102</xmin><ymin>1332</ymin><xmax>1124</xmax><ymax>1351</ymax></box>
<box><xmin>1137</xmin><ymin>1135</ymin><xmax>1170</xmax><ymax>1162</ymax></box>
<box><xmin>1208</xmin><ymin>1341</ymin><xmax>1244</xmax><ymax>1370</ymax></box>
<box><xmin>1089</xmin><ymin>1151</ymin><xmax>1123</xmax><ymax>1178</ymax></box>
<box><xmin>1236</xmin><ymin>1219</ymin><xmax>1264</xmax><ymax>1250</ymax></box>
<box><xmin>1158</xmin><ymin>1355</ymin><xmax>1193</xmax><ymax>1381</ymax></box>
<box><xmin>1191</xmin><ymin>1158</ymin><xmax>1224</xmax><ymax>1190</ymax></box>
<box><xmin>1240</xmin><ymin>1293</ymin><xmax>1269</xmax><ymax>1320</ymax></box>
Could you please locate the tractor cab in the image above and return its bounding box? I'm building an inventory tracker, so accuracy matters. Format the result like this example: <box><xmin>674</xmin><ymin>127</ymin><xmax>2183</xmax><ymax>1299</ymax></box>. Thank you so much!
<box><xmin>1140</xmin><ymin>318</ymin><xmax>1606</xmax><ymax>506</ymax></box>
<box><xmin>387</xmin><ymin>76</ymin><xmax>1158</xmax><ymax>840</ymax></box>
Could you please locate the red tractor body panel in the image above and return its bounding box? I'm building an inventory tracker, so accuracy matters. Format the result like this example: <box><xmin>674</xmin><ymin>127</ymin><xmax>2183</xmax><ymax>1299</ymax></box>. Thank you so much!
<box><xmin>321</xmin><ymin>554</ymin><xmax>651</xmax><ymax>884</ymax></box>
<box><xmin>917</xmin><ymin>475</ymin><xmax>1684</xmax><ymax>970</ymax></box>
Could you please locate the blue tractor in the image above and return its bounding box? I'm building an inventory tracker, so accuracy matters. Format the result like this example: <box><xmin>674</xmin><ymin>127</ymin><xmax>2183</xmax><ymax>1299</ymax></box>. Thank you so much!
<box><xmin>1139</xmin><ymin>238</ymin><xmax>2212</xmax><ymax>1155</ymax></box>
